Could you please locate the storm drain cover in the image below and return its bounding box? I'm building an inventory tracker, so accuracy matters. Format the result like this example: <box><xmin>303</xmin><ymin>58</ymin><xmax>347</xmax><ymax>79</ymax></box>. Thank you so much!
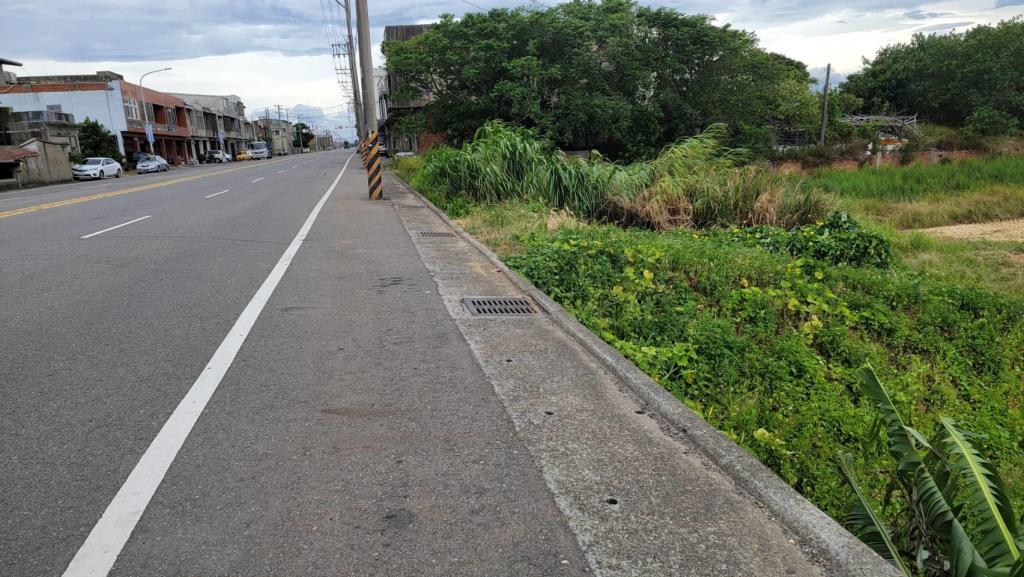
<box><xmin>463</xmin><ymin>297</ymin><xmax>537</xmax><ymax>316</ymax></box>
<box><xmin>418</xmin><ymin>231</ymin><xmax>458</xmax><ymax>238</ymax></box>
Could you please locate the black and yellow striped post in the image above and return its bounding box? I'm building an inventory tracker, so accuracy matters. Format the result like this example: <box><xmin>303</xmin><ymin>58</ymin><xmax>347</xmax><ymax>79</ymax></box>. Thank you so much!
<box><xmin>365</xmin><ymin>131</ymin><xmax>383</xmax><ymax>200</ymax></box>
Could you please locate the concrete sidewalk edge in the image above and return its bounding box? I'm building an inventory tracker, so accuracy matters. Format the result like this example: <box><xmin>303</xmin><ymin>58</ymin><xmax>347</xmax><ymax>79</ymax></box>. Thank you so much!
<box><xmin>388</xmin><ymin>173</ymin><xmax>902</xmax><ymax>577</ymax></box>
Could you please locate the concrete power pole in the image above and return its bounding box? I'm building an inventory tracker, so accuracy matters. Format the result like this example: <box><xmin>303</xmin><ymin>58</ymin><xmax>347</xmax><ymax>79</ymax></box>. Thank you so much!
<box><xmin>818</xmin><ymin>63</ymin><xmax>831</xmax><ymax>146</ymax></box>
<box><xmin>341</xmin><ymin>0</ymin><xmax>364</xmax><ymax>137</ymax></box>
<box><xmin>275</xmin><ymin>105</ymin><xmax>285</xmax><ymax>153</ymax></box>
<box><xmin>355</xmin><ymin>0</ymin><xmax>377</xmax><ymax>142</ymax></box>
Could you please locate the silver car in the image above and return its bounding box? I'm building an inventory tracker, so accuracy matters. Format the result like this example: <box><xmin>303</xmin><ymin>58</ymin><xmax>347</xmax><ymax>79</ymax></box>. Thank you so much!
<box><xmin>72</xmin><ymin>157</ymin><xmax>122</xmax><ymax>180</ymax></box>
<box><xmin>136</xmin><ymin>155</ymin><xmax>169</xmax><ymax>174</ymax></box>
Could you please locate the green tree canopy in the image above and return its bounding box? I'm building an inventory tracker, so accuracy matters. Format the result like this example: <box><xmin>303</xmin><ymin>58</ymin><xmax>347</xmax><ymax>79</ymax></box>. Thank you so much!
<box><xmin>292</xmin><ymin>123</ymin><xmax>314</xmax><ymax>148</ymax></box>
<box><xmin>383</xmin><ymin>0</ymin><xmax>819</xmax><ymax>159</ymax></box>
<box><xmin>842</xmin><ymin>18</ymin><xmax>1024</xmax><ymax>127</ymax></box>
<box><xmin>76</xmin><ymin>118</ymin><xmax>123</xmax><ymax>163</ymax></box>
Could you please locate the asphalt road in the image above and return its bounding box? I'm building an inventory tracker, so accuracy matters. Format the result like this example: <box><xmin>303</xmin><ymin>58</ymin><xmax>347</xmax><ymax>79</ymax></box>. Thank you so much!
<box><xmin>0</xmin><ymin>151</ymin><xmax>587</xmax><ymax>576</ymax></box>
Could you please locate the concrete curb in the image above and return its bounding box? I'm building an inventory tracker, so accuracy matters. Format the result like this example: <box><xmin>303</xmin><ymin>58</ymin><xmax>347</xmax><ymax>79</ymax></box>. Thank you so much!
<box><xmin>388</xmin><ymin>173</ymin><xmax>902</xmax><ymax>577</ymax></box>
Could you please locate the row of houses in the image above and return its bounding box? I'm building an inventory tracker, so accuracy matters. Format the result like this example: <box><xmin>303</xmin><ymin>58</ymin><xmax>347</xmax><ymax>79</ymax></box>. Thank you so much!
<box><xmin>0</xmin><ymin>62</ymin><xmax>302</xmax><ymax>170</ymax></box>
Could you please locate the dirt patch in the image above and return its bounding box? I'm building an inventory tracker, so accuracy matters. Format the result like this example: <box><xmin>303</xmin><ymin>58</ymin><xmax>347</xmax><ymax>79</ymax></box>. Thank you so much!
<box><xmin>920</xmin><ymin>218</ymin><xmax>1024</xmax><ymax>242</ymax></box>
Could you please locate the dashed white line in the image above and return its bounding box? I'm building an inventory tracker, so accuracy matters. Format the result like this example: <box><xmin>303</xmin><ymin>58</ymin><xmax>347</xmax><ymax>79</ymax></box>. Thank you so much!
<box><xmin>290</xmin><ymin>164</ymin><xmax>298</xmax><ymax>169</ymax></box>
<box><xmin>205</xmin><ymin>189</ymin><xmax>231</xmax><ymax>199</ymax></box>
<box><xmin>276</xmin><ymin>170</ymin><xmax>284</xmax><ymax>174</ymax></box>
<box><xmin>80</xmin><ymin>215</ymin><xmax>152</xmax><ymax>239</ymax></box>
<box><xmin>59</xmin><ymin>153</ymin><xmax>357</xmax><ymax>577</ymax></box>
<box><xmin>251</xmin><ymin>177</ymin><xmax>264</xmax><ymax>183</ymax></box>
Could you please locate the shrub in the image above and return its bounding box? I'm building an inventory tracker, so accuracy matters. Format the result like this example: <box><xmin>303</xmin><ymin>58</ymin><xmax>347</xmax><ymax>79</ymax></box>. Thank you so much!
<box><xmin>964</xmin><ymin>107</ymin><xmax>1020</xmax><ymax>138</ymax></box>
<box><xmin>711</xmin><ymin>213</ymin><xmax>893</xmax><ymax>268</ymax></box>
<box><xmin>917</xmin><ymin>123</ymin><xmax>970</xmax><ymax>151</ymax></box>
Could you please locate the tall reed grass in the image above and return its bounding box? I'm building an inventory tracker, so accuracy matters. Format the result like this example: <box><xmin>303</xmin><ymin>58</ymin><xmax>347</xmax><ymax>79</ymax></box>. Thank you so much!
<box><xmin>415</xmin><ymin>121</ymin><xmax>828</xmax><ymax>230</ymax></box>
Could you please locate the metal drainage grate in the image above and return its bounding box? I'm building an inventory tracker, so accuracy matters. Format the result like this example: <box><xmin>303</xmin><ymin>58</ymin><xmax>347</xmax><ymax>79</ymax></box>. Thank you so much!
<box><xmin>418</xmin><ymin>231</ymin><xmax>458</xmax><ymax>238</ymax></box>
<box><xmin>463</xmin><ymin>297</ymin><xmax>537</xmax><ymax>316</ymax></box>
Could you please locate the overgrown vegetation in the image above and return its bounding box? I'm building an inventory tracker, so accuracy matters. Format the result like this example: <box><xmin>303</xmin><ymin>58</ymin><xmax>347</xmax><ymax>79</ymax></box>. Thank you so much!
<box><xmin>501</xmin><ymin>223</ymin><xmax>1023</xmax><ymax>531</ymax></box>
<box><xmin>403</xmin><ymin>121</ymin><xmax>827</xmax><ymax>230</ymax></box>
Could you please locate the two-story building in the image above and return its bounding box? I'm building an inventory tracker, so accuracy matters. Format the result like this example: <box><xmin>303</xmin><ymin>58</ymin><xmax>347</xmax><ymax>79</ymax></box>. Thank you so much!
<box><xmin>120</xmin><ymin>81</ymin><xmax>190</xmax><ymax>163</ymax></box>
<box><xmin>0</xmin><ymin>71</ymin><xmax>191</xmax><ymax>164</ymax></box>
<box><xmin>170</xmin><ymin>93</ymin><xmax>252</xmax><ymax>161</ymax></box>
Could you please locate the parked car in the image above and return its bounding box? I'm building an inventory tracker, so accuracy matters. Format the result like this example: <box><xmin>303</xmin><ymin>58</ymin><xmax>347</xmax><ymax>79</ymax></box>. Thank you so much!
<box><xmin>136</xmin><ymin>155</ymin><xmax>169</xmax><ymax>174</ymax></box>
<box><xmin>235</xmin><ymin>149</ymin><xmax>251</xmax><ymax>161</ymax></box>
<box><xmin>206</xmin><ymin>150</ymin><xmax>231</xmax><ymax>163</ymax></box>
<box><xmin>72</xmin><ymin>157</ymin><xmax>122</xmax><ymax>180</ymax></box>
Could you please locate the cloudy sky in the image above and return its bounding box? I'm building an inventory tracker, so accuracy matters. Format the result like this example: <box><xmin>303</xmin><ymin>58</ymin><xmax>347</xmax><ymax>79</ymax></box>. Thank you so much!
<box><xmin>4</xmin><ymin>0</ymin><xmax>1022</xmax><ymax>136</ymax></box>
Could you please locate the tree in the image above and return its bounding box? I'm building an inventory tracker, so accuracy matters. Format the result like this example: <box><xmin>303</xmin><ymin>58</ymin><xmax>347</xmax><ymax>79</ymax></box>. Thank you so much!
<box><xmin>842</xmin><ymin>18</ymin><xmax>1024</xmax><ymax>127</ymax></box>
<box><xmin>383</xmin><ymin>0</ymin><xmax>819</xmax><ymax>160</ymax></box>
<box><xmin>76</xmin><ymin>118</ymin><xmax>123</xmax><ymax>164</ymax></box>
<box><xmin>292</xmin><ymin>123</ymin><xmax>314</xmax><ymax>148</ymax></box>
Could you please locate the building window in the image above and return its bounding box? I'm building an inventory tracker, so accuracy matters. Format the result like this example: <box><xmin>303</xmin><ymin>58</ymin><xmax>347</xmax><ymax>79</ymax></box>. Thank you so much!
<box><xmin>166</xmin><ymin>109</ymin><xmax>177</xmax><ymax>129</ymax></box>
<box><xmin>123</xmin><ymin>97</ymin><xmax>140</xmax><ymax>120</ymax></box>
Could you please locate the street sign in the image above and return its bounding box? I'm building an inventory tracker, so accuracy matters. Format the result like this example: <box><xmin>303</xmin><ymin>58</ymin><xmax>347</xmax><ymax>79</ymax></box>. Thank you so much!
<box><xmin>144</xmin><ymin>123</ymin><xmax>154</xmax><ymax>144</ymax></box>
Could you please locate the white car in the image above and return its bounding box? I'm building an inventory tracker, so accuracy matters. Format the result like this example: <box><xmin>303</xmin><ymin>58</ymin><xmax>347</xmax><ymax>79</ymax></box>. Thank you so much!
<box><xmin>72</xmin><ymin>157</ymin><xmax>122</xmax><ymax>180</ymax></box>
<box><xmin>136</xmin><ymin>155</ymin><xmax>169</xmax><ymax>174</ymax></box>
<box><xmin>207</xmin><ymin>150</ymin><xmax>231</xmax><ymax>163</ymax></box>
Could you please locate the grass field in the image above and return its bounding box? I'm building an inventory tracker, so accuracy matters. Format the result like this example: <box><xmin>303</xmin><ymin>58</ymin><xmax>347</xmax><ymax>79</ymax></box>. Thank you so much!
<box><xmin>801</xmin><ymin>155</ymin><xmax>1024</xmax><ymax>230</ymax></box>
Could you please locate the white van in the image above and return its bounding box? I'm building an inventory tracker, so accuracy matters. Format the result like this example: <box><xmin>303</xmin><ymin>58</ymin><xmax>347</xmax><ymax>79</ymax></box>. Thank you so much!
<box><xmin>249</xmin><ymin>141</ymin><xmax>270</xmax><ymax>159</ymax></box>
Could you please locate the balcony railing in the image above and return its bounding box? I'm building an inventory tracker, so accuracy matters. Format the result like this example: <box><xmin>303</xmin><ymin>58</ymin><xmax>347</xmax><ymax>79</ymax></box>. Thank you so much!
<box><xmin>125</xmin><ymin>118</ymin><xmax>189</xmax><ymax>138</ymax></box>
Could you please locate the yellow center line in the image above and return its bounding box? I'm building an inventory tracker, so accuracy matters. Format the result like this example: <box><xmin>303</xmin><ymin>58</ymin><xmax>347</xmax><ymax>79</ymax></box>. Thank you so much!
<box><xmin>0</xmin><ymin>157</ymin><xmax>294</xmax><ymax>221</ymax></box>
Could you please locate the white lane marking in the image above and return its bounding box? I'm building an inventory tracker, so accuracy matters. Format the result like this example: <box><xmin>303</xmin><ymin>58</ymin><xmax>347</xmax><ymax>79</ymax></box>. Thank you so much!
<box><xmin>276</xmin><ymin>170</ymin><xmax>284</xmax><ymax>174</ymax></box>
<box><xmin>80</xmin><ymin>215</ymin><xmax>152</xmax><ymax>239</ymax></box>
<box><xmin>205</xmin><ymin>189</ymin><xmax>231</xmax><ymax>199</ymax></box>
<box><xmin>251</xmin><ymin>177</ymin><xmax>264</xmax><ymax>183</ymax></box>
<box><xmin>290</xmin><ymin>165</ymin><xmax>298</xmax><ymax>169</ymax></box>
<box><xmin>60</xmin><ymin>153</ymin><xmax>356</xmax><ymax>577</ymax></box>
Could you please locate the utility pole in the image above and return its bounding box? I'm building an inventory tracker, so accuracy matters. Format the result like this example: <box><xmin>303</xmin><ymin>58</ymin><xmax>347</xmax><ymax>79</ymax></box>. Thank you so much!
<box><xmin>355</xmin><ymin>0</ymin><xmax>377</xmax><ymax>142</ymax></box>
<box><xmin>818</xmin><ymin>63</ymin><xmax>831</xmax><ymax>146</ymax></box>
<box><xmin>264</xmin><ymin>107</ymin><xmax>271</xmax><ymax>154</ymax></box>
<box><xmin>276</xmin><ymin>105</ymin><xmax>284</xmax><ymax>153</ymax></box>
<box><xmin>341</xmin><ymin>0</ymin><xmax>364</xmax><ymax>137</ymax></box>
